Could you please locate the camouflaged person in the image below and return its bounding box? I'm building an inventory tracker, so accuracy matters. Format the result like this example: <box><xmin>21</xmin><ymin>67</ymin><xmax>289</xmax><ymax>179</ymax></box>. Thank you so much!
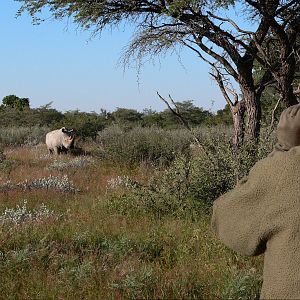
<box><xmin>212</xmin><ymin>104</ymin><xmax>300</xmax><ymax>299</ymax></box>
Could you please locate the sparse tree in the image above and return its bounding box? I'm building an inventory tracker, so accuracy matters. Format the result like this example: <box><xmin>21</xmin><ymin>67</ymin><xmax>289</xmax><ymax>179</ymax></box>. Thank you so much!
<box><xmin>2</xmin><ymin>95</ymin><xmax>30</xmax><ymax>111</ymax></box>
<box><xmin>112</xmin><ymin>107</ymin><xmax>143</xmax><ymax>124</ymax></box>
<box><xmin>160</xmin><ymin>100</ymin><xmax>212</xmax><ymax>127</ymax></box>
<box><xmin>16</xmin><ymin>0</ymin><xmax>300</xmax><ymax>147</ymax></box>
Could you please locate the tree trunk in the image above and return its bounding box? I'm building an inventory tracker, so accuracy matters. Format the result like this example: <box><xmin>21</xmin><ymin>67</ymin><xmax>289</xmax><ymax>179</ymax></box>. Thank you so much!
<box><xmin>276</xmin><ymin>60</ymin><xmax>298</xmax><ymax>107</ymax></box>
<box><xmin>231</xmin><ymin>101</ymin><xmax>246</xmax><ymax>150</ymax></box>
<box><xmin>243</xmin><ymin>87</ymin><xmax>261</xmax><ymax>143</ymax></box>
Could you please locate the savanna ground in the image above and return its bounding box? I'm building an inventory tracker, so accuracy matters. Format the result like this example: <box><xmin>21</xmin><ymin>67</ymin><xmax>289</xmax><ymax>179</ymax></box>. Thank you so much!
<box><xmin>0</xmin><ymin>126</ymin><xmax>268</xmax><ymax>299</ymax></box>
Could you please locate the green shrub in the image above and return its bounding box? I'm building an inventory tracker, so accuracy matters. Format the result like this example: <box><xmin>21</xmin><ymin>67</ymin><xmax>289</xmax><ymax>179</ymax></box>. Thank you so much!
<box><xmin>0</xmin><ymin>159</ymin><xmax>21</xmax><ymax>180</ymax></box>
<box><xmin>111</xmin><ymin>267</ymin><xmax>156</xmax><ymax>299</ymax></box>
<box><xmin>97</xmin><ymin>125</ymin><xmax>192</xmax><ymax>166</ymax></box>
<box><xmin>0</xmin><ymin>106</ymin><xmax>64</xmax><ymax>127</ymax></box>
<box><xmin>53</xmin><ymin>110</ymin><xmax>107</xmax><ymax>140</ymax></box>
<box><xmin>0</xmin><ymin>175</ymin><xmax>80</xmax><ymax>193</ymax></box>
<box><xmin>107</xmin><ymin>127</ymin><xmax>276</xmax><ymax>217</ymax></box>
<box><xmin>0</xmin><ymin>126</ymin><xmax>49</xmax><ymax>146</ymax></box>
<box><xmin>0</xmin><ymin>145</ymin><xmax>5</xmax><ymax>163</ymax></box>
<box><xmin>222</xmin><ymin>269</ymin><xmax>262</xmax><ymax>300</ymax></box>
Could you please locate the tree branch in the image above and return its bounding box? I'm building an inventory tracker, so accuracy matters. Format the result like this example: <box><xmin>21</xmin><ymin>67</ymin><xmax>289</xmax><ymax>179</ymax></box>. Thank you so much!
<box><xmin>209</xmin><ymin>71</ymin><xmax>236</xmax><ymax>109</ymax></box>
<box><xmin>266</xmin><ymin>97</ymin><xmax>281</xmax><ymax>139</ymax></box>
<box><xmin>207</xmin><ymin>12</ymin><xmax>253</xmax><ymax>36</ymax></box>
<box><xmin>193</xmin><ymin>35</ymin><xmax>239</xmax><ymax>81</ymax></box>
<box><xmin>156</xmin><ymin>91</ymin><xmax>210</xmax><ymax>156</ymax></box>
<box><xmin>276</xmin><ymin>0</ymin><xmax>299</xmax><ymax>16</ymax></box>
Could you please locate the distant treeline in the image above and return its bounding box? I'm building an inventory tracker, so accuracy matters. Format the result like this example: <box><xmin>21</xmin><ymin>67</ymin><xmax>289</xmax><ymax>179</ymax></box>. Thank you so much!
<box><xmin>0</xmin><ymin>95</ymin><xmax>232</xmax><ymax>139</ymax></box>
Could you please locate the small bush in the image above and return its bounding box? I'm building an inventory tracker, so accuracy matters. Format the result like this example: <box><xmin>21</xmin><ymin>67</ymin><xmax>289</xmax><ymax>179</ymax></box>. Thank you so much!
<box><xmin>0</xmin><ymin>159</ymin><xmax>21</xmax><ymax>180</ymax></box>
<box><xmin>107</xmin><ymin>156</ymin><xmax>200</xmax><ymax>218</ymax></box>
<box><xmin>0</xmin><ymin>175</ymin><xmax>80</xmax><ymax>193</ymax></box>
<box><xmin>0</xmin><ymin>200</ymin><xmax>56</xmax><ymax>226</ymax></box>
<box><xmin>106</xmin><ymin>175</ymin><xmax>131</xmax><ymax>190</ymax></box>
<box><xmin>47</xmin><ymin>157</ymin><xmax>94</xmax><ymax>171</ymax></box>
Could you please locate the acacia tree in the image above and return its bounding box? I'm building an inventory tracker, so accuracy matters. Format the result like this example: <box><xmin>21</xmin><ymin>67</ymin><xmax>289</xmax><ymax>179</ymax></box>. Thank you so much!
<box><xmin>16</xmin><ymin>0</ymin><xmax>300</xmax><ymax>147</ymax></box>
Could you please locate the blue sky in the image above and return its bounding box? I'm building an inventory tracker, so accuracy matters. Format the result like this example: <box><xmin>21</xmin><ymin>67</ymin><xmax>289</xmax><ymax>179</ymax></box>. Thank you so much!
<box><xmin>0</xmin><ymin>1</ymin><xmax>235</xmax><ymax>113</ymax></box>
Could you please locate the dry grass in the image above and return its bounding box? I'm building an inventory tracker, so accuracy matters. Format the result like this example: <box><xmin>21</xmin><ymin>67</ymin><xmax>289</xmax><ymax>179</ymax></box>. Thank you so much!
<box><xmin>0</xmin><ymin>144</ymin><xmax>263</xmax><ymax>299</ymax></box>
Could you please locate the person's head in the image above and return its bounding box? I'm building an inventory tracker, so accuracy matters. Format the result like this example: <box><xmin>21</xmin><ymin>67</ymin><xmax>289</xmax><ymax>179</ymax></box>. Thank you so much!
<box><xmin>277</xmin><ymin>104</ymin><xmax>300</xmax><ymax>150</ymax></box>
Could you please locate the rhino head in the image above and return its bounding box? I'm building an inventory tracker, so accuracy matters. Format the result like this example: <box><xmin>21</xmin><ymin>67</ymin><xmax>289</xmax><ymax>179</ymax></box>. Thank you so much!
<box><xmin>61</xmin><ymin>127</ymin><xmax>75</xmax><ymax>149</ymax></box>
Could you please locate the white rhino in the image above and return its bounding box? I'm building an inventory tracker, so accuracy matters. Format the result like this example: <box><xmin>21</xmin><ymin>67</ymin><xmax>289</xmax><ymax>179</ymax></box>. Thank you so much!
<box><xmin>46</xmin><ymin>127</ymin><xmax>75</xmax><ymax>155</ymax></box>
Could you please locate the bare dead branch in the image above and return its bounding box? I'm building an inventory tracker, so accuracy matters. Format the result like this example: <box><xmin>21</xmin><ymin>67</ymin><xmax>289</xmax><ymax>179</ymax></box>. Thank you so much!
<box><xmin>156</xmin><ymin>91</ymin><xmax>210</xmax><ymax>157</ymax></box>
<box><xmin>181</xmin><ymin>39</ymin><xmax>207</xmax><ymax>60</ymax></box>
<box><xmin>266</xmin><ymin>97</ymin><xmax>281</xmax><ymax>139</ymax></box>
<box><xmin>157</xmin><ymin>91</ymin><xmax>192</xmax><ymax>131</ymax></box>
<box><xmin>209</xmin><ymin>71</ymin><xmax>235</xmax><ymax>110</ymax></box>
<box><xmin>194</xmin><ymin>36</ymin><xmax>239</xmax><ymax>81</ymax></box>
<box><xmin>224</xmin><ymin>86</ymin><xmax>239</xmax><ymax>105</ymax></box>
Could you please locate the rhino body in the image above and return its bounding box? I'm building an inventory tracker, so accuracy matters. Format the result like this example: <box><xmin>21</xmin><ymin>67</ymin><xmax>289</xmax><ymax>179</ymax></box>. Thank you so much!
<box><xmin>46</xmin><ymin>127</ymin><xmax>75</xmax><ymax>155</ymax></box>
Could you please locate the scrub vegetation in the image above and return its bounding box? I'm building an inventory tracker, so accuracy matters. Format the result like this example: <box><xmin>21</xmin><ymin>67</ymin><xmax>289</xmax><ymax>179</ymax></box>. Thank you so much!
<box><xmin>0</xmin><ymin>122</ymin><xmax>273</xmax><ymax>299</ymax></box>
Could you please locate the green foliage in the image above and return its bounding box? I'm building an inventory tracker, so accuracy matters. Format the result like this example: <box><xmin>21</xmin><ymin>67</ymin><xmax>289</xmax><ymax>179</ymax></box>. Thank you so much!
<box><xmin>2</xmin><ymin>95</ymin><xmax>30</xmax><ymax>111</ymax></box>
<box><xmin>111</xmin><ymin>267</ymin><xmax>156</xmax><ymax>299</ymax></box>
<box><xmin>212</xmin><ymin>0</ymin><xmax>235</xmax><ymax>8</ymax></box>
<box><xmin>222</xmin><ymin>269</ymin><xmax>262</xmax><ymax>300</ymax></box>
<box><xmin>0</xmin><ymin>93</ymin><xmax>227</xmax><ymax>139</ymax></box>
<box><xmin>0</xmin><ymin>97</ymin><xmax>218</xmax><ymax>141</ymax></box>
<box><xmin>175</xmin><ymin>101</ymin><xmax>213</xmax><ymax>125</ymax></box>
<box><xmin>0</xmin><ymin>106</ymin><xmax>64</xmax><ymax>128</ymax></box>
<box><xmin>97</xmin><ymin>125</ymin><xmax>192</xmax><ymax>166</ymax></box>
<box><xmin>260</xmin><ymin>88</ymin><xmax>282</xmax><ymax>125</ymax></box>
<box><xmin>0</xmin><ymin>145</ymin><xmax>5</xmax><ymax>163</ymax></box>
<box><xmin>53</xmin><ymin>110</ymin><xmax>107</xmax><ymax>140</ymax></box>
<box><xmin>0</xmin><ymin>159</ymin><xmax>21</xmax><ymax>181</ymax></box>
<box><xmin>158</xmin><ymin>101</ymin><xmax>214</xmax><ymax>128</ymax></box>
<box><xmin>210</xmin><ymin>104</ymin><xmax>232</xmax><ymax>126</ymax></box>
<box><xmin>107</xmin><ymin>156</ymin><xmax>195</xmax><ymax>218</ymax></box>
<box><xmin>33</xmin><ymin>106</ymin><xmax>64</xmax><ymax>126</ymax></box>
<box><xmin>0</xmin><ymin>126</ymin><xmax>49</xmax><ymax>146</ymax></box>
<box><xmin>142</xmin><ymin>108</ymin><xmax>166</xmax><ymax>127</ymax></box>
<box><xmin>112</xmin><ymin>108</ymin><xmax>143</xmax><ymax>126</ymax></box>
<box><xmin>108</xmin><ymin>126</ymin><xmax>276</xmax><ymax>218</ymax></box>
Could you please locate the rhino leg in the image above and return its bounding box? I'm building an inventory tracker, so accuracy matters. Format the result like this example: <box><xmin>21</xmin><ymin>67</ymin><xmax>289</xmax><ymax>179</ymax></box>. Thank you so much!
<box><xmin>60</xmin><ymin>146</ymin><xmax>69</xmax><ymax>154</ymax></box>
<box><xmin>54</xmin><ymin>147</ymin><xmax>59</xmax><ymax>155</ymax></box>
<box><xmin>48</xmin><ymin>148</ymin><xmax>53</xmax><ymax>155</ymax></box>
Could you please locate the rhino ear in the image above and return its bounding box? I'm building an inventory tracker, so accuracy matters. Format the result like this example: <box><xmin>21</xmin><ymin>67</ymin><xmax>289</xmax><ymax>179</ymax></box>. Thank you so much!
<box><xmin>61</xmin><ymin>127</ymin><xmax>66</xmax><ymax>133</ymax></box>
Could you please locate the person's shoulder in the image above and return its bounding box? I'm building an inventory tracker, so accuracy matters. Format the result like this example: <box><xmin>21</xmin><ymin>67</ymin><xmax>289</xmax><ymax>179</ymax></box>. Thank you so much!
<box><xmin>247</xmin><ymin>147</ymin><xmax>299</xmax><ymax>177</ymax></box>
<box><xmin>255</xmin><ymin>146</ymin><xmax>300</xmax><ymax>178</ymax></box>
<box><xmin>284</xmin><ymin>146</ymin><xmax>300</xmax><ymax>171</ymax></box>
<box><xmin>271</xmin><ymin>146</ymin><xmax>300</xmax><ymax>164</ymax></box>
